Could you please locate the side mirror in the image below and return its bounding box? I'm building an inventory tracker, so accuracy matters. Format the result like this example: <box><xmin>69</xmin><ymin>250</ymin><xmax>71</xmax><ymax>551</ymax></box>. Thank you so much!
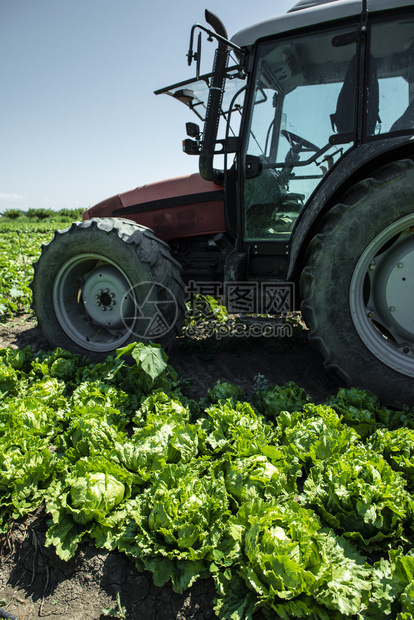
<box><xmin>183</xmin><ymin>122</ymin><xmax>202</xmax><ymax>155</ymax></box>
<box><xmin>182</xmin><ymin>138</ymin><xmax>200</xmax><ymax>155</ymax></box>
<box><xmin>186</xmin><ymin>122</ymin><xmax>201</xmax><ymax>139</ymax></box>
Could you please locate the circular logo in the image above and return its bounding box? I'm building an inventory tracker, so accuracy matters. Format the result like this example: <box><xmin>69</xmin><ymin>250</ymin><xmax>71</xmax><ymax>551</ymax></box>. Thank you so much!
<box><xmin>120</xmin><ymin>281</ymin><xmax>179</xmax><ymax>340</ymax></box>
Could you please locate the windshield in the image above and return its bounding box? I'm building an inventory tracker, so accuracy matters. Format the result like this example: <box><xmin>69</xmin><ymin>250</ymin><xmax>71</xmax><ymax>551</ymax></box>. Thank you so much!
<box><xmin>155</xmin><ymin>66</ymin><xmax>246</xmax><ymax>137</ymax></box>
<box><xmin>243</xmin><ymin>11</ymin><xmax>414</xmax><ymax>243</ymax></box>
<box><xmin>243</xmin><ymin>25</ymin><xmax>359</xmax><ymax>241</ymax></box>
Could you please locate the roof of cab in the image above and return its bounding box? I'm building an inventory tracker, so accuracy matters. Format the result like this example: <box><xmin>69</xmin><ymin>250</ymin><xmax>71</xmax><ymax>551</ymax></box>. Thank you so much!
<box><xmin>231</xmin><ymin>0</ymin><xmax>414</xmax><ymax>48</ymax></box>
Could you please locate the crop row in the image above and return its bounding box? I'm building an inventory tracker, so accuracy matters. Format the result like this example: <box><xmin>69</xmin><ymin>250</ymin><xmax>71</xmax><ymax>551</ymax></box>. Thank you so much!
<box><xmin>0</xmin><ymin>213</ymin><xmax>82</xmax><ymax>318</ymax></box>
<box><xmin>0</xmin><ymin>230</ymin><xmax>53</xmax><ymax>317</ymax></box>
<box><xmin>1</xmin><ymin>342</ymin><xmax>414</xmax><ymax>619</ymax></box>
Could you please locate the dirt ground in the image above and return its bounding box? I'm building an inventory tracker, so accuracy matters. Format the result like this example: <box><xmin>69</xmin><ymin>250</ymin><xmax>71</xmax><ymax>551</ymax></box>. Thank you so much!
<box><xmin>0</xmin><ymin>314</ymin><xmax>342</xmax><ymax>620</ymax></box>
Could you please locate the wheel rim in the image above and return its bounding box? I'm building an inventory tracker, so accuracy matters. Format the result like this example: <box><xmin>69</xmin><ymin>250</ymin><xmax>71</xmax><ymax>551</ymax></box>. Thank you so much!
<box><xmin>53</xmin><ymin>253</ymin><xmax>137</xmax><ymax>353</ymax></box>
<box><xmin>350</xmin><ymin>214</ymin><xmax>414</xmax><ymax>376</ymax></box>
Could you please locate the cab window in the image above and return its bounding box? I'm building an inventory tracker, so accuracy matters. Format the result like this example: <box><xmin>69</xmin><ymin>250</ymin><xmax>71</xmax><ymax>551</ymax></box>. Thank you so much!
<box><xmin>243</xmin><ymin>25</ymin><xmax>358</xmax><ymax>240</ymax></box>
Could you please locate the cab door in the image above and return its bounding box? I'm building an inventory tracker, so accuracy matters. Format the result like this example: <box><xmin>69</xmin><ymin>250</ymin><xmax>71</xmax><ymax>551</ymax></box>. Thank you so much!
<box><xmin>241</xmin><ymin>23</ymin><xmax>360</xmax><ymax>276</ymax></box>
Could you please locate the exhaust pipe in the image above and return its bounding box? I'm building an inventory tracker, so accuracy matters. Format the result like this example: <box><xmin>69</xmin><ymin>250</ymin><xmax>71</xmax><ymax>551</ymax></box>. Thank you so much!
<box><xmin>199</xmin><ymin>10</ymin><xmax>229</xmax><ymax>186</ymax></box>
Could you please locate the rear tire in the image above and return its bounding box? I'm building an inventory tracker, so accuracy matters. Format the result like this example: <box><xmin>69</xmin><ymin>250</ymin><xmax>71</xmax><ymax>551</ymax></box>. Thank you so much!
<box><xmin>300</xmin><ymin>159</ymin><xmax>414</xmax><ymax>406</ymax></box>
<box><xmin>31</xmin><ymin>218</ymin><xmax>185</xmax><ymax>359</ymax></box>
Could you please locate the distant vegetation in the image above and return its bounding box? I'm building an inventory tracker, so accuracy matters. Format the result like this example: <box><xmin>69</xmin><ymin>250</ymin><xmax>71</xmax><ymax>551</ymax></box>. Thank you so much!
<box><xmin>1</xmin><ymin>207</ymin><xmax>84</xmax><ymax>222</ymax></box>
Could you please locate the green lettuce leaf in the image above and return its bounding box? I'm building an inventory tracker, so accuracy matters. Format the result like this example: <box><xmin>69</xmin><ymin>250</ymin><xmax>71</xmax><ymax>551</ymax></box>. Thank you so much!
<box><xmin>116</xmin><ymin>341</ymin><xmax>176</xmax><ymax>390</ymax></box>
<box><xmin>327</xmin><ymin>387</ymin><xmax>412</xmax><ymax>436</ymax></box>
<box><xmin>302</xmin><ymin>445</ymin><xmax>413</xmax><ymax>549</ymax></box>
<box><xmin>0</xmin><ymin>434</ymin><xmax>58</xmax><ymax>530</ymax></box>
<box><xmin>0</xmin><ymin>363</ymin><xmax>20</xmax><ymax>397</ymax></box>
<box><xmin>223</xmin><ymin>452</ymin><xmax>299</xmax><ymax>504</ymax></box>
<box><xmin>116</xmin><ymin>461</ymin><xmax>230</xmax><ymax>592</ymax></box>
<box><xmin>279</xmin><ymin>404</ymin><xmax>358</xmax><ymax>465</ymax></box>
<box><xmin>200</xmin><ymin>399</ymin><xmax>277</xmax><ymax>457</ymax></box>
<box><xmin>45</xmin><ymin>457</ymin><xmax>132</xmax><ymax>558</ymax></box>
<box><xmin>370</xmin><ymin>427</ymin><xmax>414</xmax><ymax>492</ymax></box>
<box><xmin>215</xmin><ymin>499</ymin><xmax>371</xmax><ymax>619</ymax></box>
<box><xmin>366</xmin><ymin>549</ymin><xmax>414</xmax><ymax>617</ymax></box>
<box><xmin>45</xmin><ymin>513</ymin><xmax>86</xmax><ymax>562</ymax></box>
<box><xmin>255</xmin><ymin>381</ymin><xmax>312</xmax><ymax>419</ymax></box>
<box><xmin>203</xmin><ymin>380</ymin><xmax>246</xmax><ymax>405</ymax></box>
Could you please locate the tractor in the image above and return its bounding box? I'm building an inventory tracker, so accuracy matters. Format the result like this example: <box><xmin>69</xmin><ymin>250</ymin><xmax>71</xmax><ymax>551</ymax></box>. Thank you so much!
<box><xmin>32</xmin><ymin>0</ymin><xmax>414</xmax><ymax>405</ymax></box>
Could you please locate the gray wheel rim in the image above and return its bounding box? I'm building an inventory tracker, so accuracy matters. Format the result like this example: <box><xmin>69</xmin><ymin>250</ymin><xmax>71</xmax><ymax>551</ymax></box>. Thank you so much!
<box><xmin>53</xmin><ymin>253</ymin><xmax>137</xmax><ymax>353</ymax></box>
<box><xmin>350</xmin><ymin>214</ymin><xmax>414</xmax><ymax>377</ymax></box>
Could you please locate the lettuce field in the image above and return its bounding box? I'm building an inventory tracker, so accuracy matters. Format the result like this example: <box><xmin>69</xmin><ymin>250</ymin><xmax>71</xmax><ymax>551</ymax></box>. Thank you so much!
<box><xmin>0</xmin><ymin>212</ymin><xmax>414</xmax><ymax>620</ymax></box>
<box><xmin>0</xmin><ymin>208</ymin><xmax>83</xmax><ymax>318</ymax></box>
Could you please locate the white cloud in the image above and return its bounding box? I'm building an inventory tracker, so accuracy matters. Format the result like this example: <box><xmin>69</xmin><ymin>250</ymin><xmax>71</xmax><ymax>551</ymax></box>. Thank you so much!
<box><xmin>0</xmin><ymin>193</ymin><xmax>27</xmax><ymax>203</ymax></box>
<box><xmin>0</xmin><ymin>193</ymin><xmax>31</xmax><ymax>213</ymax></box>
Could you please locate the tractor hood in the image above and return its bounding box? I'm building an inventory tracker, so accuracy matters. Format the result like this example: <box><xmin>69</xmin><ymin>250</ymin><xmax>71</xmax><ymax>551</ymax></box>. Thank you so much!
<box><xmin>83</xmin><ymin>173</ymin><xmax>225</xmax><ymax>242</ymax></box>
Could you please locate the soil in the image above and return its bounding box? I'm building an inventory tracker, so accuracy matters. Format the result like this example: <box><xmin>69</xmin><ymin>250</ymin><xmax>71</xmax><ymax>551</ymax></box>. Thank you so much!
<box><xmin>0</xmin><ymin>313</ymin><xmax>343</xmax><ymax>620</ymax></box>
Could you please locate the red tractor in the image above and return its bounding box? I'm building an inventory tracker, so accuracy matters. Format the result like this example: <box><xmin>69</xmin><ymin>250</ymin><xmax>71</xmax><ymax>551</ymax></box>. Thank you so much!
<box><xmin>32</xmin><ymin>0</ymin><xmax>414</xmax><ymax>405</ymax></box>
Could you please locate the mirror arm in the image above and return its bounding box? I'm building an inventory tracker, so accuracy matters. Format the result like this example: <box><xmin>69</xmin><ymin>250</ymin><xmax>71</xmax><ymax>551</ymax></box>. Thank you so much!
<box><xmin>187</xmin><ymin>23</ymin><xmax>242</xmax><ymax>69</ymax></box>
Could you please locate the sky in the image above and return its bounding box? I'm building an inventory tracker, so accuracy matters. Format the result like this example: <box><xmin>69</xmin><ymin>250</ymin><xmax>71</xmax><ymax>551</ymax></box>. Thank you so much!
<box><xmin>1</xmin><ymin>0</ymin><xmax>294</xmax><ymax>213</ymax></box>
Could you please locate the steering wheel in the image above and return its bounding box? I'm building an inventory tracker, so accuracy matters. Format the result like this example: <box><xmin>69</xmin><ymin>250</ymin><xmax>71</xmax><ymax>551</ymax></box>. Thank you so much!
<box><xmin>281</xmin><ymin>129</ymin><xmax>319</xmax><ymax>153</ymax></box>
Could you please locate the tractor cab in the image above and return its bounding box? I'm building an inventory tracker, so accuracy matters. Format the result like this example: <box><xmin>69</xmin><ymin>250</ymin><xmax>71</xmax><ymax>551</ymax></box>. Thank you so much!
<box><xmin>158</xmin><ymin>0</ymin><xmax>414</xmax><ymax>267</ymax></box>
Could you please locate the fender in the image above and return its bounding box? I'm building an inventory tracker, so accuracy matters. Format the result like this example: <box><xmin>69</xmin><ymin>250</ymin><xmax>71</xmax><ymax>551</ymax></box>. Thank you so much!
<box><xmin>288</xmin><ymin>135</ymin><xmax>414</xmax><ymax>281</ymax></box>
<box><xmin>83</xmin><ymin>173</ymin><xmax>225</xmax><ymax>242</ymax></box>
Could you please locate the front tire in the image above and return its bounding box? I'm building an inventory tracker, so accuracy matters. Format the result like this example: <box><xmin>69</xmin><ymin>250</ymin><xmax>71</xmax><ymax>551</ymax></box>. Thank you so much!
<box><xmin>300</xmin><ymin>159</ymin><xmax>414</xmax><ymax>406</ymax></box>
<box><xmin>31</xmin><ymin>218</ymin><xmax>185</xmax><ymax>359</ymax></box>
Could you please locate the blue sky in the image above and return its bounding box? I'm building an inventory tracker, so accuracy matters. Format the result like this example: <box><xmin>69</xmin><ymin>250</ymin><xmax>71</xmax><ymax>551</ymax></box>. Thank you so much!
<box><xmin>1</xmin><ymin>0</ymin><xmax>293</xmax><ymax>213</ymax></box>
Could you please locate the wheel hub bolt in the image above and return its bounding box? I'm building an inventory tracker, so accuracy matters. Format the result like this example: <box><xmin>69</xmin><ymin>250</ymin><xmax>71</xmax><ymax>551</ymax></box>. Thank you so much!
<box><xmin>369</xmin><ymin>262</ymin><xmax>376</xmax><ymax>270</ymax></box>
<box><xmin>403</xmin><ymin>346</ymin><xmax>410</xmax><ymax>354</ymax></box>
<box><xmin>389</xmin><ymin>306</ymin><xmax>396</xmax><ymax>312</ymax></box>
<box><xmin>397</xmin><ymin>262</ymin><xmax>404</xmax><ymax>268</ymax></box>
<box><xmin>367</xmin><ymin>311</ymin><xmax>375</xmax><ymax>318</ymax></box>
